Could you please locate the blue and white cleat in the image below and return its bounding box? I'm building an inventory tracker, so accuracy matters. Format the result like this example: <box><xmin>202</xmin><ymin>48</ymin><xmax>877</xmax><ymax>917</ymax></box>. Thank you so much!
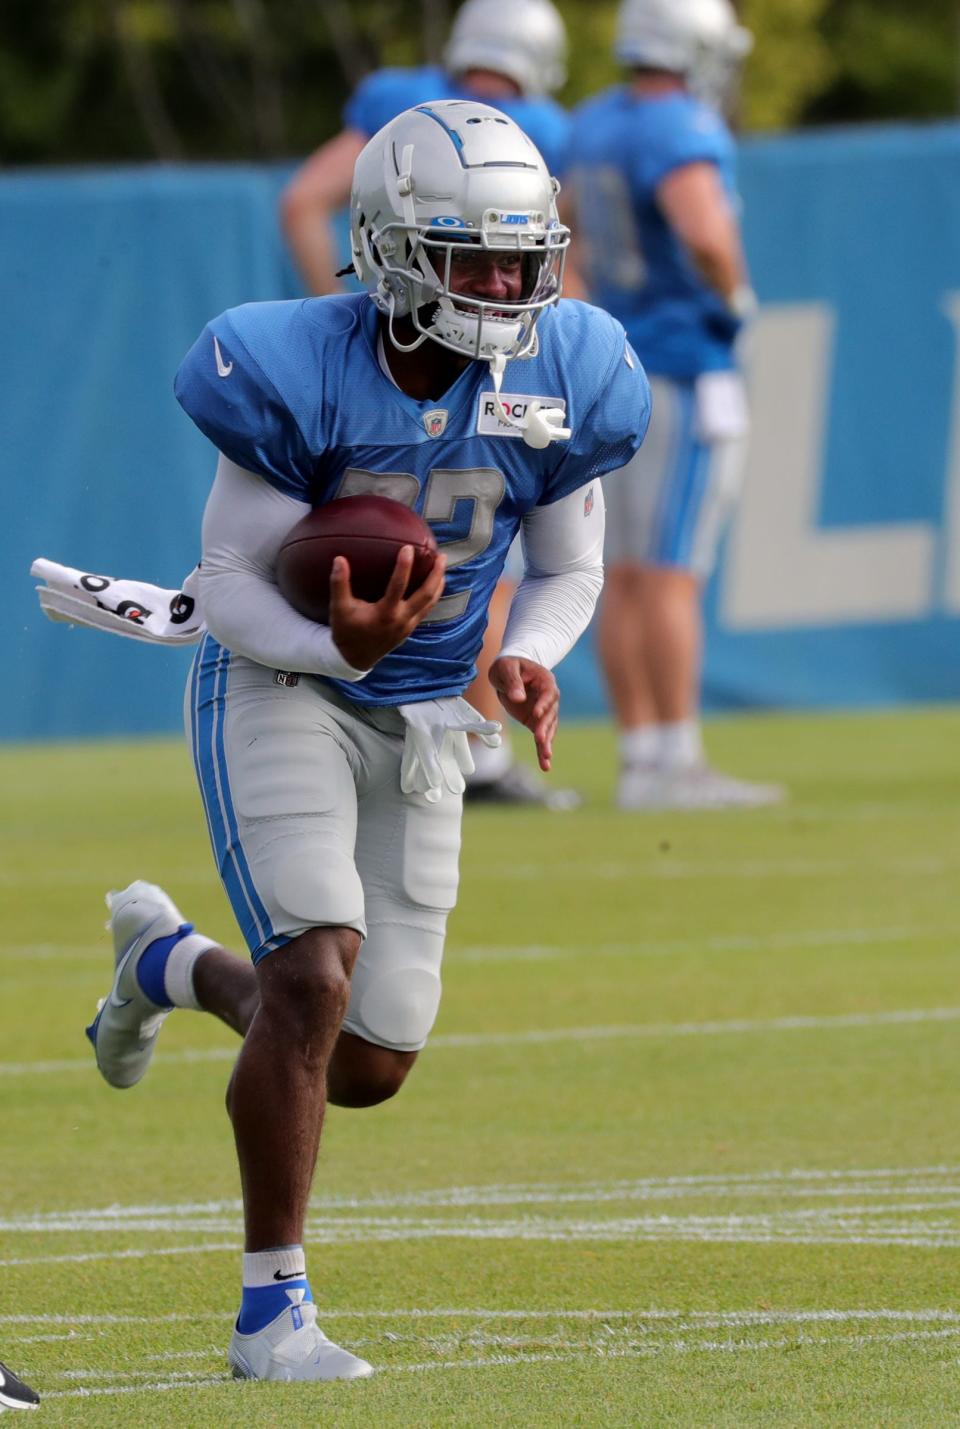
<box><xmin>85</xmin><ymin>881</ymin><xmax>191</xmax><ymax>1089</ymax></box>
<box><xmin>229</xmin><ymin>1299</ymin><xmax>374</xmax><ymax>1382</ymax></box>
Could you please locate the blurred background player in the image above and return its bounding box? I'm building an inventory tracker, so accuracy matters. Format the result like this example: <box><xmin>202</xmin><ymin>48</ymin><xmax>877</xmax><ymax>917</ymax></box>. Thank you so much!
<box><xmin>0</xmin><ymin>1359</ymin><xmax>40</xmax><ymax>1411</ymax></box>
<box><xmin>281</xmin><ymin>0</ymin><xmax>580</xmax><ymax>809</ymax></box>
<box><xmin>568</xmin><ymin>0</ymin><xmax>785</xmax><ymax>810</ymax></box>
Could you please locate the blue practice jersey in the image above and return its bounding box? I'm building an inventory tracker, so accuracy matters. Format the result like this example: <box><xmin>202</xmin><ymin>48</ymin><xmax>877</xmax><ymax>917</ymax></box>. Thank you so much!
<box><xmin>568</xmin><ymin>88</ymin><xmax>741</xmax><ymax>378</ymax></box>
<box><xmin>175</xmin><ymin>294</ymin><xmax>649</xmax><ymax>706</ymax></box>
<box><xmin>345</xmin><ymin>65</ymin><xmax>571</xmax><ymax>178</ymax></box>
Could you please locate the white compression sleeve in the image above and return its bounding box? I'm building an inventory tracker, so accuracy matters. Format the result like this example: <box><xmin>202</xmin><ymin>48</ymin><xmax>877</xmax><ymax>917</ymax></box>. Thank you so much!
<box><xmin>199</xmin><ymin>455</ymin><xmax>368</xmax><ymax>680</ymax></box>
<box><xmin>499</xmin><ymin>483</ymin><xmax>605</xmax><ymax>670</ymax></box>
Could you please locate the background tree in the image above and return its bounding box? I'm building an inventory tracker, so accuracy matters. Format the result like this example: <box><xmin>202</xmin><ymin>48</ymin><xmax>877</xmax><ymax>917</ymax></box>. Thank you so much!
<box><xmin>0</xmin><ymin>0</ymin><xmax>957</xmax><ymax>164</ymax></box>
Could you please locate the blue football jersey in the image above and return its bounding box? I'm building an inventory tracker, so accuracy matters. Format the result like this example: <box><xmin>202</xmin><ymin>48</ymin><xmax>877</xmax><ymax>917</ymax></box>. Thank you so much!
<box><xmin>568</xmin><ymin>88</ymin><xmax>741</xmax><ymax>378</ymax></box>
<box><xmin>344</xmin><ymin>65</ymin><xmax>571</xmax><ymax>177</ymax></box>
<box><xmin>175</xmin><ymin>294</ymin><xmax>650</xmax><ymax>705</ymax></box>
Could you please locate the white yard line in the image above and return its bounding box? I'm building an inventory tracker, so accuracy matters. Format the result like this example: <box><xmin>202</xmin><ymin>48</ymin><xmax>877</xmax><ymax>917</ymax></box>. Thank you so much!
<box><xmin>6</xmin><ymin>1307</ymin><xmax>960</xmax><ymax>1331</ymax></box>
<box><xmin>473</xmin><ymin>856</ymin><xmax>955</xmax><ymax>882</ymax></box>
<box><xmin>6</xmin><ymin>1164</ymin><xmax>960</xmax><ymax>1232</ymax></box>
<box><xmin>0</xmin><ymin>944</ymin><xmax>104</xmax><ymax>962</ymax></box>
<box><xmin>34</xmin><ymin>1323</ymin><xmax>960</xmax><ymax>1400</ymax></box>
<box><xmin>430</xmin><ymin>1007</ymin><xmax>960</xmax><ymax>1049</ymax></box>
<box><xmin>0</xmin><ymin>1242</ymin><xmax>238</xmax><ymax>1268</ymax></box>
<box><xmin>0</xmin><ymin>1312</ymin><xmax>229</xmax><ymax>1327</ymax></box>
<box><xmin>6</xmin><ymin>1210</ymin><xmax>960</xmax><ymax>1263</ymax></box>
<box><xmin>5</xmin><ymin>1004</ymin><xmax>960</xmax><ymax>1079</ymax></box>
<box><xmin>453</xmin><ymin>925</ymin><xmax>946</xmax><ymax>964</ymax></box>
<box><xmin>1</xmin><ymin>924</ymin><xmax>947</xmax><ymax>968</ymax></box>
<box><xmin>10</xmin><ymin>1180</ymin><xmax>960</xmax><ymax>1233</ymax></box>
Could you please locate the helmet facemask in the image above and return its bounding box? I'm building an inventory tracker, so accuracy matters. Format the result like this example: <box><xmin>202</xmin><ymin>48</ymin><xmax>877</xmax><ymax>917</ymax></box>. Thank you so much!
<box><xmin>373</xmin><ymin>218</ymin><xmax>568</xmax><ymax>362</ymax></box>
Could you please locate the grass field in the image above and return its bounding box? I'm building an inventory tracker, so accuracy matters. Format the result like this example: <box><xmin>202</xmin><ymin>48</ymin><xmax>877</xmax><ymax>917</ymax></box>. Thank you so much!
<box><xmin>2</xmin><ymin>707</ymin><xmax>960</xmax><ymax>1426</ymax></box>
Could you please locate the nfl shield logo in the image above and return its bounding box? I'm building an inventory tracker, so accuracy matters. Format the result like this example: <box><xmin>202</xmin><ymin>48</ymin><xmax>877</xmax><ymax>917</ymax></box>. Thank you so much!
<box><xmin>584</xmin><ymin>485</ymin><xmax>595</xmax><ymax>517</ymax></box>
<box><xmin>424</xmin><ymin>409</ymin><xmax>449</xmax><ymax>438</ymax></box>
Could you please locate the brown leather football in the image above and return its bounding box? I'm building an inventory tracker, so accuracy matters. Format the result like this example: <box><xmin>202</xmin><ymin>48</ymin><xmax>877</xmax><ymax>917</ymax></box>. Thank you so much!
<box><xmin>275</xmin><ymin>495</ymin><xmax>438</xmax><ymax>624</ymax></box>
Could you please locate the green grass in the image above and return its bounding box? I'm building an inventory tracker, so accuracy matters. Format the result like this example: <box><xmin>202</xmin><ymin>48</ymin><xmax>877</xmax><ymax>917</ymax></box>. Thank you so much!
<box><xmin>2</xmin><ymin>708</ymin><xmax>960</xmax><ymax>1426</ymax></box>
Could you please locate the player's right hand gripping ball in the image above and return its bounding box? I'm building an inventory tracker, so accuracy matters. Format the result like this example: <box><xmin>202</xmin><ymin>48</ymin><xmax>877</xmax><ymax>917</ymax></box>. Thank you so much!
<box><xmin>276</xmin><ymin>495</ymin><xmax>438</xmax><ymax>623</ymax></box>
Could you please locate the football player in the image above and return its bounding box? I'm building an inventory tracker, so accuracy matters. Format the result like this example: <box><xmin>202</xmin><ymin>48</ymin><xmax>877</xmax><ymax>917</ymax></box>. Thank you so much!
<box><xmin>83</xmin><ymin>102</ymin><xmax>651</xmax><ymax>1382</ymax></box>
<box><xmin>567</xmin><ymin>0</ymin><xmax>785</xmax><ymax>810</ymax></box>
<box><xmin>281</xmin><ymin>0</ymin><xmax>576</xmax><ymax>808</ymax></box>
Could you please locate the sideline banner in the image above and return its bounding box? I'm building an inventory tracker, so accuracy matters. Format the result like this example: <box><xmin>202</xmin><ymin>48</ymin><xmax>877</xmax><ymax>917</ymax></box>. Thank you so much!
<box><xmin>4</xmin><ymin>127</ymin><xmax>960</xmax><ymax>740</ymax></box>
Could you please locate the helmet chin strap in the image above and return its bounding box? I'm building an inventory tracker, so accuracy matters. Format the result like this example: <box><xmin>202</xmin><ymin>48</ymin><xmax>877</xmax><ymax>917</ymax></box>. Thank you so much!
<box><xmin>385</xmin><ymin>294</ymin><xmax>429</xmax><ymax>353</ymax></box>
<box><xmin>489</xmin><ymin>353</ymin><xmax>573</xmax><ymax>451</ymax></box>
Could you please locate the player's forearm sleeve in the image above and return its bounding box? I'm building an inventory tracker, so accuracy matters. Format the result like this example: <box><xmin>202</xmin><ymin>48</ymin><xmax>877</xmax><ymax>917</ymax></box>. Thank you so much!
<box><xmin>199</xmin><ymin>455</ymin><xmax>368</xmax><ymax>680</ymax></box>
<box><xmin>499</xmin><ymin>484</ymin><xmax>605</xmax><ymax>670</ymax></box>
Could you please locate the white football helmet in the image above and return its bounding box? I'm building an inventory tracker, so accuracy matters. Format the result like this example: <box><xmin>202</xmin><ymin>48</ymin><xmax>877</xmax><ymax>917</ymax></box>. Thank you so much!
<box><xmin>349</xmin><ymin>101</ymin><xmax>569</xmax><ymax>367</ymax></box>
<box><xmin>616</xmin><ymin>0</ymin><xmax>752</xmax><ymax>109</ymax></box>
<box><xmin>444</xmin><ymin>0</ymin><xmax>567</xmax><ymax>97</ymax></box>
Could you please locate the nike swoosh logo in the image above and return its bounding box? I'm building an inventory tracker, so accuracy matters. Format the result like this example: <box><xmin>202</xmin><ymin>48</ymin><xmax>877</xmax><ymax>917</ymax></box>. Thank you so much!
<box><xmin>213</xmin><ymin>335</ymin><xmax>233</xmax><ymax>378</ymax></box>
<box><xmin>273</xmin><ymin>1269</ymin><xmax>302</xmax><ymax>1281</ymax></box>
<box><xmin>106</xmin><ymin>946</ymin><xmax>136</xmax><ymax>1008</ymax></box>
<box><xmin>0</xmin><ymin>1367</ymin><xmax>5</xmax><ymax>1387</ymax></box>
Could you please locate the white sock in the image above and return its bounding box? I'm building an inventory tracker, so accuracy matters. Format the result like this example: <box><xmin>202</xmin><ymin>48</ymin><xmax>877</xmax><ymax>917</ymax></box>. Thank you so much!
<box><xmin>164</xmin><ymin>933</ymin><xmax>215</xmax><ymax>1011</ymax></box>
<box><xmin>242</xmin><ymin>1245</ymin><xmax>306</xmax><ymax>1288</ymax></box>
<box><xmin>619</xmin><ymin>726</ymin><xmax>660</xmax><ymax>767</ymax></box>
<box><xmin>658</xmin><ymin>719</ymin><xmax>703</xmax><ymax>771</ymax></box>
<box><xmin>467</xmin><ymin>737</ymin><xmax>513</xmax><ymax>783</ymax></box>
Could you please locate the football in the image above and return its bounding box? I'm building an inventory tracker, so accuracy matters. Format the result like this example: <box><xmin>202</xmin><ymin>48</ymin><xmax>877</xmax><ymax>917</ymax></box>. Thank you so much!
<box><xmin>275</xmin><ymin>495</ymin><xmax>438</xmax><ymax>624</ymax></box>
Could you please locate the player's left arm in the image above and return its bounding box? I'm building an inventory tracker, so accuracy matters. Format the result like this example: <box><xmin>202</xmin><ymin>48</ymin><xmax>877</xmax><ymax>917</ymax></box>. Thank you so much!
<box><xmin>490</xmin><ymin>482</ymin><xmax>605</xmax><ymax>771</ymax></box>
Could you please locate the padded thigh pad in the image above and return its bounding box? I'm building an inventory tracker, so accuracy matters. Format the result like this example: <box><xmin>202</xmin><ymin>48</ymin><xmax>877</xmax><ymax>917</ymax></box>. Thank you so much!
<box><xmin>267</xmin><ymin>834</ymin><xmax>365</xmax><ymax>932</ymax></box>
<box><xmin>223</xmin><ymin>687</ymin><xmax>365</xmax><ymax>936</ymax></box>
<box><xmin>400</xmin><ymin>792</ymin><xmax>462</xmax><ymax>911</ymax></box>
<box><xmin>227</xmin><ymin>698</ymin><xmax>350</xmax><ymax>821</ymax></box>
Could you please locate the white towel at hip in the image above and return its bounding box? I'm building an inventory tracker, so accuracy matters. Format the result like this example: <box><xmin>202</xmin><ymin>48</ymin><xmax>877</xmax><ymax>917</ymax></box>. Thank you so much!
<box><xmin>31</xmin><ymin>558</ymin><xmax>202</xmax><ymax>646</ymax></box>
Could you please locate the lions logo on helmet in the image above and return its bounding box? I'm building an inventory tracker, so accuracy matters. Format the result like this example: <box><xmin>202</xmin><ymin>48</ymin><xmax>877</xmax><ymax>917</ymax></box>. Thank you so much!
<box><xmin>616</xmin><ymin>0</ymin><xmax>752</xmax><ymax>110</ymax></box>
<box><xmin>444</xmin><ymin>0</ymin><xmax>567</xmax><ymax>98</ymax></box>
<box><xmin>348</xmin><ymin>101</ymin><xmax>569</xmax><ymax>374</ymax></box>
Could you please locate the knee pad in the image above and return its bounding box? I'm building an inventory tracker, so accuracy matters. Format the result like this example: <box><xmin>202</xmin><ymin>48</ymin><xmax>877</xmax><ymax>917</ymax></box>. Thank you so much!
<box><xmin>342</xmin><ymin>912</ymin><xmax>445</xmax><ymax>1051</ymax></box>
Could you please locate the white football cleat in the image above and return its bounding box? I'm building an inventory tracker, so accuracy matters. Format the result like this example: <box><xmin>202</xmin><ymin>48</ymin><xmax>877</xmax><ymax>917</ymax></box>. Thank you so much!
<box><xmin>229</xmin><ymin>1300</ymin><xmax>373</xmax><ymax>1382</ymax></box>
<box><xmin>85</xmin><ymin>881</ymin><xmax>192</xmax><ymax>1089</ymax></box>
<box><xmin>619</xmin><ymin>763</ymin><xmax>786</xmax><ymax>812</ymax></box>
<box><xmin>616</xmin><ymin>762</ymin><xmax>662</xmax><ymax>811</ymax></box>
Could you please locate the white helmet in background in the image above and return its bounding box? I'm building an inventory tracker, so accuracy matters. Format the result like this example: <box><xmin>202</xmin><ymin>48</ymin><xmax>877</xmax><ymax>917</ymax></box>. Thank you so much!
<box><xmin>444</xmin><ymin>0</ymin><xmax>568</xmax><ymax>97</ymax></box>
<box><xmin>616</xmin><ymin>0</ymin><xmax>752</xmax><ymax>109</ymax></box>
<box><xmin>349</xmin><ymin>101</ymin><xmax>568</xmax><ymax>366</ymax></box>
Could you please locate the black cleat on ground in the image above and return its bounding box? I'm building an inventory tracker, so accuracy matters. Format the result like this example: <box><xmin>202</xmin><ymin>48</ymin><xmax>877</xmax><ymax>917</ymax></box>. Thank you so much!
<box><xmin>464</xmin><ymin>761</ymin><xmax>581</xmax><ymax>811</ymax></box>
<box><xmin>0</xmin><ymin>1361</ymin><xmax>40</xmax><ymax>1410</ymax></box>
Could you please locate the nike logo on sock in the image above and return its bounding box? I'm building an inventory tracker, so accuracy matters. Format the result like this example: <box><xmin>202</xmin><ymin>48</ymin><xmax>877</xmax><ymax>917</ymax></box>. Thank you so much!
<box><xmin>273</xmin><ymin>1269</ymin><xmax>302</xmax><ymax>1281</ymax></box>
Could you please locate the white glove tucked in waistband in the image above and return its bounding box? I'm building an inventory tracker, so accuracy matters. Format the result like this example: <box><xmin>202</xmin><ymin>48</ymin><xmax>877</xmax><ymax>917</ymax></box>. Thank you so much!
<box><xmin>398</xmin><ymin>697</ymin><xmax>502</xmax><ymax>803</ymax></box>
